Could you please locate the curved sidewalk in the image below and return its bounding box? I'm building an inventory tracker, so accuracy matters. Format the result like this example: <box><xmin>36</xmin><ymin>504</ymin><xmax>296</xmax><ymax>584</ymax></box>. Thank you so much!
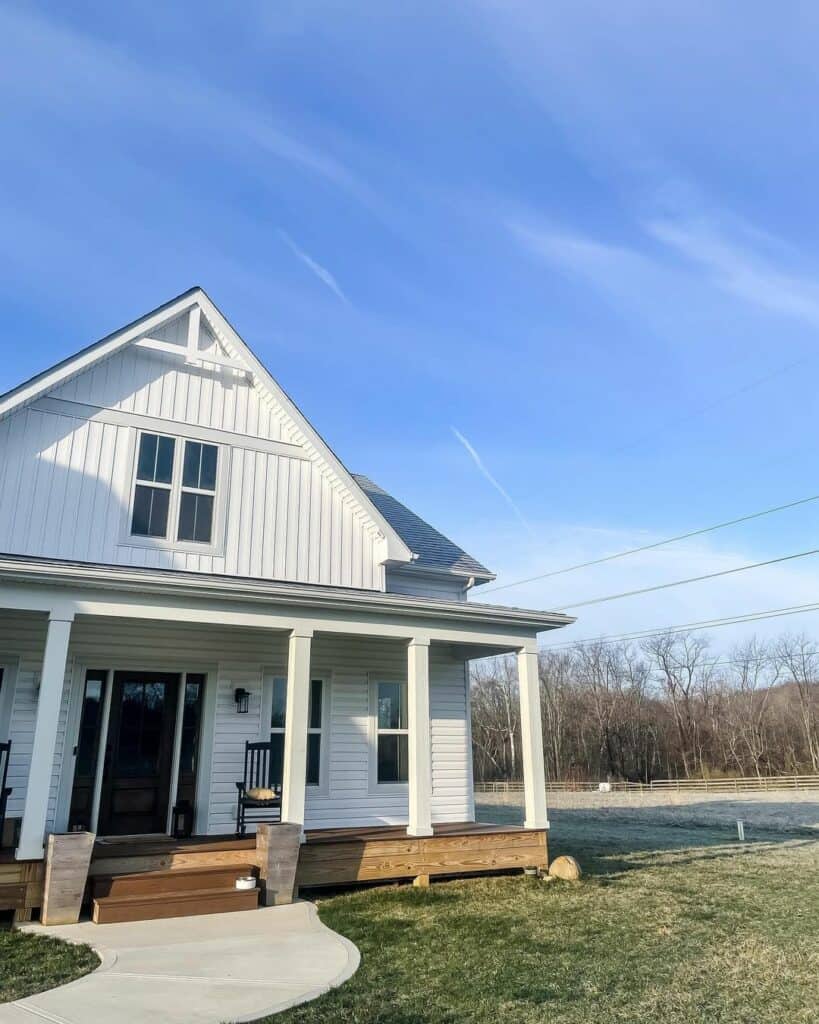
<box><xmin>1</xmin><ymin>901</ymin><xmax>359</xmax><ymax>1024</ymax></box>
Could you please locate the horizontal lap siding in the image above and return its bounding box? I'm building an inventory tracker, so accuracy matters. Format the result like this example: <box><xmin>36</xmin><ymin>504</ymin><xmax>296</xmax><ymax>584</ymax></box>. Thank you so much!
<box><xmin>430</xmin><ymin>650</ymin><xmax>474</xmax><ymax>823</ymax></box>
<box><xmin>2</xmin><ymin>618</ymin><xmax>474</xmax><ymax>836</ymax></box>
<box><xmin>0</xmin><ymin>613</ymin><xmax>54</xmax><ymax>824</ymax></box>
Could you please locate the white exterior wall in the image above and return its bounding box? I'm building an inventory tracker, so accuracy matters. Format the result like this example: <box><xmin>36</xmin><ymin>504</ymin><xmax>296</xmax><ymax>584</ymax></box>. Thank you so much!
<box><xmin>0</xmin><ymin>614</ymin><xmax>474</xmax><ymax>835</ymax></box>
<box><xmin>0</xmin><ymin>344</ymin><xmax>384</xmax><ymax>588</ymax></box>
<box><xmin>385</xmin><ymin>569</ymin><xmax>468</xmax><ymax>602</ymax></box>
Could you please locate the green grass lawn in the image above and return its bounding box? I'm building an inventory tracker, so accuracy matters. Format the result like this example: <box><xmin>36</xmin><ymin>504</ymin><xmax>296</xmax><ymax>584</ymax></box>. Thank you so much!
<box><xmin>0</xmin><ymin>924</ymin><xmax>99</xmax><ymax>1003</ymax></box>
<box><xmin>268</xmin><ymin>805</ymin><xmax>819</xmax><ymax>1024</ymax></box>
<box><xmin>1</xmin><ymin>803</ymin><xmax>816</xmax><ymax>1021</ymax></box>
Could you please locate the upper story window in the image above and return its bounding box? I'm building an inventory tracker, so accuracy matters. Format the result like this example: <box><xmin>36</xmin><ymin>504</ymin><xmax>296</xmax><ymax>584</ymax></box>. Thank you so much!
<box><xmin>132</xmin><ymin>433</ymin><xmax>175</xmax><ymax>538</ymax></box>
<box><xmin>179</xmin><ymin>441</ymin><xmax>218</xmax><ymax>543</ymax></box>
<box><xmin>130</xmin><ymin>432</ymin><xmax>219</xmax><ymax>545</ymax></box>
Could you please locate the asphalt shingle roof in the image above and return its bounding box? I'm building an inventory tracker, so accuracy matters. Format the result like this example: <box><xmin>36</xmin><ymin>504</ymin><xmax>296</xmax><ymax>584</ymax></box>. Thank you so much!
<box><xmin>352</xmin><ymin>474</ymin><xmax>494</xmax><ymax>580</ymax></box>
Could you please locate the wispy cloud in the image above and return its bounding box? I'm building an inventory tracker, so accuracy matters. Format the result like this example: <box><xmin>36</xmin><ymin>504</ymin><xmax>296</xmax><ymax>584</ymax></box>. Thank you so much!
<box><xmin>0</xmin><ymin>6</ymin><xmax>361</xmax><ymax>195</ymax></box>
<box><xmin>451</xmin><ymin>427</ymin><xmax>536</xmax><ymax>537</ymax></box>
<box><xmin>279</xmin><ymin>231</ymin><xmax>350</xmax><ymax>305</ymax></box>
<box><xmin>647</xmin><ymin>218</ymin><xmax>819</xmax><ymax>326</ymax></box>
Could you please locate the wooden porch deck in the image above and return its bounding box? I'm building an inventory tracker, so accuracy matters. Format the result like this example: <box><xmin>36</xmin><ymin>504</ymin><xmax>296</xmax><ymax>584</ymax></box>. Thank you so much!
<box><xmin>0</xmin><ymin>822</ymin><xmax>548</xmax><ymax>918</ymax></box>
<box><xmin>88</xmin><ymin>821</ymin><xmax>548</xmax><ymax>888</ymax></box>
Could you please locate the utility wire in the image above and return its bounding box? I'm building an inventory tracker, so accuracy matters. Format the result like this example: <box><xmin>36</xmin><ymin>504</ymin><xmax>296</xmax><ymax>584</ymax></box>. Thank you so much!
<box><xmin>481</xmin><ymin>491</ymin><xmax>819</xmax><ymax>596</ymax></box>
<box><xmin>540</xmin><ymin>600</ymin><xmax>819</xmax><ymax>651</ymax></box>
<box><xmin>554</xmin><ymin>546</ymin><xmax>819</xmax><ymax>611</ymax></box>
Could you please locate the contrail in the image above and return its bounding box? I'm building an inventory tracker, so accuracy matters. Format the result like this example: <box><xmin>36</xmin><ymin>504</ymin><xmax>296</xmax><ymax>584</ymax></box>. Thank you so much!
<box><xmin>451</xmin><ymin>427</ymin><xmax>536</xmax><ymax>537</ymax></box>
<box><xmin>279</xmin><ymin>230</ymin><xmax>350</xmax><ymax>305</ymax></box>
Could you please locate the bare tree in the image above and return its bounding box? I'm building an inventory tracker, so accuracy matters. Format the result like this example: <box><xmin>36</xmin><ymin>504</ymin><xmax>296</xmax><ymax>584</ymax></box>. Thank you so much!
<box><xmin>470</xmin><ymin>629</ymin><xmax>819</xmax><ymax>784</ymax></box>
<box><xmin>774</xmin><ymin>634</ymin><xmax>819</xmax><ymax>772</ymax></box>
<box><xmin>641</xmin><ymin>632</ymin><xmax>716</xmax><ymax>778</ymax></box>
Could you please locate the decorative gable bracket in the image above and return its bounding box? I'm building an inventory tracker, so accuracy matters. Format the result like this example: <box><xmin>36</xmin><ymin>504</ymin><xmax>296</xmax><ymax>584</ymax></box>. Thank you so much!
<box><xmin>136</xmin><ymin>305</ymin><xmax>253</xmax><ymax>381</ymax></box>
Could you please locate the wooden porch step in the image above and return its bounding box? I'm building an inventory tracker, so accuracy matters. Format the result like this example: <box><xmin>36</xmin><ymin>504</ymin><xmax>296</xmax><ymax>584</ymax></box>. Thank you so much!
<box><xmin>91</xmin><ymin>863</ymin><xmax>258</xmax><ymax>899</ymax></box>
<box><xmin>92</xmin><ymin>884</ymin><xmax>259</xmax><ymax>924</ymax></box>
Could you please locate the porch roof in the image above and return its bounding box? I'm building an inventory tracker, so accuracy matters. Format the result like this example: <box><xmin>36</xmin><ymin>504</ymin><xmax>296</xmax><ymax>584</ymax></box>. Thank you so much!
<box><xmin>0</xmin><ymin>553</ymin><xmax>573</xmax><ymax>635</ymax></box>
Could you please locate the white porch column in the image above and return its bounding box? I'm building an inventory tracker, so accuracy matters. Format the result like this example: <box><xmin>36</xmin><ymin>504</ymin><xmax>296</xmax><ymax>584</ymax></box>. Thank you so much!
<box><xmin>517</xmin><ymin>643</ymin><xmax>549</xmax><ymax>830</ymax></box>
<box><xmin>17</xmin><ymin>609</ymin><xmax>74</xmax><ymax>860</ymax></box>
<box><xmin>280</xmin><ymin>630</ymin><xmax>312</xmax><ymax>834</ymax></box>
<box><xmin>407</xmin><ymin>638</ymin><xmax>433</xmax><ymax>837</ymax></box>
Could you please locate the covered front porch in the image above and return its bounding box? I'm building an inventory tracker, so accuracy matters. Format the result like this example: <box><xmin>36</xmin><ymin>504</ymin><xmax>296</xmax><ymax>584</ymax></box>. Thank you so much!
<box><xmin>0</xmin><ymin>557</ymin><xmax>566</xmax><ymax>922</ymax></box>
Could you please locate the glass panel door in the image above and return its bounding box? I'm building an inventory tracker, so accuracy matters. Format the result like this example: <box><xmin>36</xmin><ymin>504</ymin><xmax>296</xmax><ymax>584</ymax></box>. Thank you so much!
<box><xmin>98</xmin><ymin>672</ymin><xmax>180</xmax><ymax>836</ymax></box>
<box><xmin>68</xmin><ymin>670</ymin><xmax>108</xmax><ymax>832</ymax></box>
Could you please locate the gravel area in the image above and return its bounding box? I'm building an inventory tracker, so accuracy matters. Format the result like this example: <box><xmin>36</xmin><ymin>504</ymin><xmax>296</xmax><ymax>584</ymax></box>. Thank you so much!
<box><xmin>477</xmin><ymin>788</ymin><xmax>819</xmax><ymax>853</ymax></box>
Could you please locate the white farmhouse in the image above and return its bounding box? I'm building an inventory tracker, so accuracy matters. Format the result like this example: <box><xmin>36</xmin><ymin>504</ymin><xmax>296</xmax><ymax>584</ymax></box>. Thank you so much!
<box><xmin>0</xmin><ymin>288</ymin><xmax>570</xmax><ymax>923</ymax></box>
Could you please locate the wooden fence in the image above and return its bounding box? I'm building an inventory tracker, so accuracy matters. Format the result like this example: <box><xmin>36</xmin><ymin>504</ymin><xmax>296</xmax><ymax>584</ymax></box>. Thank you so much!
<box><xmin>475</xmin><ymin>774</ymin><xmax>819</xmax><ymax>795</ymax></box>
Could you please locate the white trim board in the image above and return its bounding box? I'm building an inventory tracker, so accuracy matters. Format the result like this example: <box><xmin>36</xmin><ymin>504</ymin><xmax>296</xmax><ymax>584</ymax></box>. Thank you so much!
<box><xmin>31</xmin><ymin>397</ymin><xmax>312</xmax><ymax>460</ymax></box>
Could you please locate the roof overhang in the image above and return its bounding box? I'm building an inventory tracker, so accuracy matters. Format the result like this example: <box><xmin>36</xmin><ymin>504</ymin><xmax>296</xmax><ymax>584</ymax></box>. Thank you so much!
<box><xmin>0</xmin><ymin>555</ymin><xmax>573</xmax><ymax>635</ymax></box>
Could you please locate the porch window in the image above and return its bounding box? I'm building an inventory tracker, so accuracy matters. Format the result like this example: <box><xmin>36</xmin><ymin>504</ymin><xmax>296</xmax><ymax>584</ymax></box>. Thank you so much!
<box><xmin>268</xmin><ymin>676</ymin><xmax>324</xmax><ymax>788</ymax></box>
<box><xmin>129</xmin><ymin>431</ymin><xmax>219</xmax><ymax>545</ymax></box>
<box><xmin>0</xmin><ymin>663</ymin><xmax>13</xmax><ymax>744</ymax></box>
<box><xmin>376</xmin><ymin>681</ymin><xmax>408</xmax><ymax>784</ymax></box>
<box><xmin>306</xmin><ymin>678</ymin><xmax>323</xmax><ymax>787</ymax></box>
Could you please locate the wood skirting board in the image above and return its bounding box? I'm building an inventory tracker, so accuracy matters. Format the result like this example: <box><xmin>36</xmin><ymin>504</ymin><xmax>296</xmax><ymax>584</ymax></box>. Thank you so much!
<box><xmin>297</xmin><ymin>823</ymin><xmax>549</xmax><ymax>887</ymax></box>
<box><xmin>0</xmin><ymin>856</ymin><xmax>44</xmax><ymax>921</ymax></box>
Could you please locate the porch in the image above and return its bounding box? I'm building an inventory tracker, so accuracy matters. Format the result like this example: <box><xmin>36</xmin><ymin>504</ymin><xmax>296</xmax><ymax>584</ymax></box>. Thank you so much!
<box><xmin>0</xmin><ymin>557</ymin><xmax>565</xmax><ymax>922</ymax></box>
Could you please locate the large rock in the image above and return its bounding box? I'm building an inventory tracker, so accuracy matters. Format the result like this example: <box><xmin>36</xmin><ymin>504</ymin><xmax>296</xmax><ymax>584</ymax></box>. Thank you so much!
<box><xmin>548</xmin><ymin>855</ymin><xmax>582</xmax><ymax>881</ymax></box>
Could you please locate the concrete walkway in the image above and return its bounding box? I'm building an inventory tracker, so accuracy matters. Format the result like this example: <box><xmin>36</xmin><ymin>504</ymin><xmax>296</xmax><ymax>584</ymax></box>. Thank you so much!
<box><xmin>1</xmin><ymin>902</ymin><xmax>360</xmax><ymax>1024</ymax></box>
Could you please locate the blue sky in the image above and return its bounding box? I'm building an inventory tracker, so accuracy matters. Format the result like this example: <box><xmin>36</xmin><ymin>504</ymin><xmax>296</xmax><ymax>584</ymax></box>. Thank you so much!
<box><xmin>3</xmin><ymin>2</ymin><xmax>819</xmax><ymax>649</ymax></box>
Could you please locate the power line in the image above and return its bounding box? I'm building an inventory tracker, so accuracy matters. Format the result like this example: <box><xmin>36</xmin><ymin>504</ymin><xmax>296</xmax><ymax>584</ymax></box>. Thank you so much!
<box><xmin>609</xmin><ymin>354</ymin><xmax>810</xmax><ymax>457</ymax></box>
<box><xmin>540</xmin><ymin>600</ymin><xmax>819</xmax><ymax>651</ymax></box>
<box><xmin>480</xmin><ymin>491</ymin><xmax>819</xmax><ymax>596</ymax></box>
<box><xmin>554</xmin><ymin>546</ymin><xmax>819</xmax><ymax>611</ymax></box>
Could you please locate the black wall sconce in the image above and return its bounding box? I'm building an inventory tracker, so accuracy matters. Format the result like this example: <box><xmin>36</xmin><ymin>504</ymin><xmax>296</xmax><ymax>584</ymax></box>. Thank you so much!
<box><xmin>234</xmin><ymin>687</ymin><xmax>250</xmax><ymax>714</ymax></box>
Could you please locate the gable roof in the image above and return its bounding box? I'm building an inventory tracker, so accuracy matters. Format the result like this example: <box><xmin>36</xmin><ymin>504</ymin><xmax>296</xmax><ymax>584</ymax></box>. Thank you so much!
<box><xmin>0</xmin><ymin>287</ymin><xmax>413</xmax><ymax>566</ymax></box>
<box><xmin>353</xmin><ymin>474</ymin><xmax>495</xmax><ymax>583</ymax></box>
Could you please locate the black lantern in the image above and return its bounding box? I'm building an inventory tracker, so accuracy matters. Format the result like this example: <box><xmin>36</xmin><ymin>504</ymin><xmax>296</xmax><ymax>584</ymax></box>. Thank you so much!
<box><xmin>234</xmin><ymin>687</ymin><xmax>250</xmax><ymax>714</ymax></box>
<box><xmin>171</xmin><ymin>800</ymin><xmax>194</xmax><ymax>839</ymax></box>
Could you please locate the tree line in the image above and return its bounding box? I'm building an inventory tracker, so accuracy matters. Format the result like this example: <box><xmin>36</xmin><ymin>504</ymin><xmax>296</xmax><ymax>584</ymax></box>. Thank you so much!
<box><xmin>470</xmin><ymin>631</ymin><xmax>819</xmax><ymax>782</ymax></box>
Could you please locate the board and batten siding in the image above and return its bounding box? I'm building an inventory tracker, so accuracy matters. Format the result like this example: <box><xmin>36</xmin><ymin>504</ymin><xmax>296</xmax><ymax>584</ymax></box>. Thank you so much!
<box><xmin>1</xmin><ymin>615</ymin><xmax>474</xmax><ymax>836</ymax></box>
<box><xmin>0</xmin><ymin>342</ymin><xmax>384</xmax><ymax>588</ymax></box>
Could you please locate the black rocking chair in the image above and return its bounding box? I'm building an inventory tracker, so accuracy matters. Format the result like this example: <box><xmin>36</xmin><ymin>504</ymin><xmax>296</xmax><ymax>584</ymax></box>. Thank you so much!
<box><xmin>0</xmin><ymin>741</ymin><xmax>11</xmax><ymax>848</ymax></box>
<box><xmin>235</xmin><ymin>740</ymin><xmax>281</xmax><ymax>836</ymax></box>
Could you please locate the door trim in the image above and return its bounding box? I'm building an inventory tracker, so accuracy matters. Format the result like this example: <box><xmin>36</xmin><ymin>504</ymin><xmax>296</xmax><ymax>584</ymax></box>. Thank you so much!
<box><xmin>57</xmin><ymin>659</ymin><xmax>217</xmax><ymax>837</ymax></box>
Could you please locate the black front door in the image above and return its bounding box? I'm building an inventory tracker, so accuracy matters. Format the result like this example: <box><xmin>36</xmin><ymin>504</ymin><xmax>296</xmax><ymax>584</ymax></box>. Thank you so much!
<box><xmin>98</xmin><ymin>672</ymin><xmax>180</xmax><ymax>836</ymax></box>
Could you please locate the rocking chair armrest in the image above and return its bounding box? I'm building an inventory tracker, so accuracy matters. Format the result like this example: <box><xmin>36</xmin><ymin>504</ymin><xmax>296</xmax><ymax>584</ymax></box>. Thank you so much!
<box><xmin>236</xmin><ymin>781</ymin><xmax>247</xmax><ymax>794</ymax></box>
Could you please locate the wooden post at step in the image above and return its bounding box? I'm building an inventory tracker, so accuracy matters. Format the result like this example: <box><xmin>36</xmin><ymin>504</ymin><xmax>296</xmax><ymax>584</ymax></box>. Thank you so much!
<box><xmin>41</xmin><ymin>832</ymin><xmax>95</xmax><ymax>926</ymax></box>
<box><xmin>256</xmin><ymin>823</ymin><xmax>302</xmax><ymax>906</ymax></box>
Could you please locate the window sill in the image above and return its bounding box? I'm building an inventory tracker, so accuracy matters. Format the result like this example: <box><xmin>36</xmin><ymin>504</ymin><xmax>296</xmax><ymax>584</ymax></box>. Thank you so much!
<box><xmin>117</xmin><ymin>535</ymin><xmax>226</xmax><ymax>558</ymax></box>
<box><xmin>369</xmin><ymin>781</ymin><xmax>409</xmax><ymax>796</ymax></box>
